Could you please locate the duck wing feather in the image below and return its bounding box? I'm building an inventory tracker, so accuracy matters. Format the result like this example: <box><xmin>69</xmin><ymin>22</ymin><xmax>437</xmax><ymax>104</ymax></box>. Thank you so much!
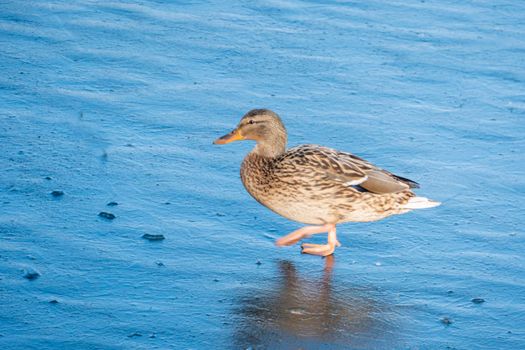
<box><xmin>277</xmin><ymin>145</ymin><xmax>418</xmax><ymax>194</ymax></box>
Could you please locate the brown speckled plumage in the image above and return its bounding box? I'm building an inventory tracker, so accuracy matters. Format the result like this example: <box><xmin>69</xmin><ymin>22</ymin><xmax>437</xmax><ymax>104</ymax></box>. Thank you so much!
<box><xmin>214</xmin><ymin>109</ymin><xmax>440</xmax><ymax>255</ymax></box>
<box><xmin>241</xmin><ymin>145</ymin><xmax>415</xmax><ymax>225</ymax></box>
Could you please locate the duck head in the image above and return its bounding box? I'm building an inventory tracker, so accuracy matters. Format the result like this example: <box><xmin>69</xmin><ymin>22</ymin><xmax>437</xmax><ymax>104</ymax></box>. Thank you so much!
<box><xmin>214</xmin><ymin>109</ymin><xmax>287</xmax><ymax>157</ymax></box>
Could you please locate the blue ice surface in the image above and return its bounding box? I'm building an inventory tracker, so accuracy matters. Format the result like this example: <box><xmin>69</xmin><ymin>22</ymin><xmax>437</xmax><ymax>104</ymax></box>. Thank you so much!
<box><xmin>1</xmin><ymin>0</ymin><xmax>524</xmax><ymax>349</ymax></box>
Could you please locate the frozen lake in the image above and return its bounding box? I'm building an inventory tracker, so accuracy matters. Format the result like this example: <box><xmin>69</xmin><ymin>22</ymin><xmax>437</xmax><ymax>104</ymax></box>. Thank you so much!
<box><xmin>1</xmin><ymin>0</ymin><xmax>524</xmax><ymax>349</ymax></box>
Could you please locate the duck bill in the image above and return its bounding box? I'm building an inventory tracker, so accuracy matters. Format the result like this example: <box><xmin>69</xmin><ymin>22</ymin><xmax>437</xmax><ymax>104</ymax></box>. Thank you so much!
<box><xmin>213</xmin><ymin>128</ymin><xmax>244</xmax><ymax>144</ymax></box>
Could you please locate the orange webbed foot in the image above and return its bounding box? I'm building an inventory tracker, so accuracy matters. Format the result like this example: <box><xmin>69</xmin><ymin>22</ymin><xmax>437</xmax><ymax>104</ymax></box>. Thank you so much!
<box><xmin>300</xmin><ymin>242</ymin><xmax>336</xmax><ymax>256</ymax></box>
<box><xmin>276</xmin><ymin>224</ymin><xmax>340</xmax><ymax>256</ymax></box>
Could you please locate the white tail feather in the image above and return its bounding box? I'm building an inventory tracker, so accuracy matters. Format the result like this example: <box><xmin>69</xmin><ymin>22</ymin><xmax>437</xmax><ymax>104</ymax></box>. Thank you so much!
<box><xmin>402</xmin><ymin>196</ymin><xmax>441</xmax><ymax>209</ymax></box>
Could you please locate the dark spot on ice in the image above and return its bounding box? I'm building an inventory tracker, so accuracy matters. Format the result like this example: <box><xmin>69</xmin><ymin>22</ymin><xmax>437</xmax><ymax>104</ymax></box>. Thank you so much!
<box><xmin>213</xmin><ymin>278</ymin><xmax>219</xmax><ymax>282</ymax></box>
<box><xmin>51</xmin><ymin>190</ymin><xmax>64</xmax><ymax>197</ymax></box>
<box><xmin>142</xmin><ymin>234</ymin><xmax>165</xmax><ymax>241</ymax></box>
<box><xmin>23</xmin><ymin>269</ymin><xmax>40</xmax><ymax>281</ymax></box>
<box><xmin>128</xmin><ymin>332</ymin><xmax>142</xmax><ymax>338</ymax></box>
<box><xmin>164</xmin><ymin>202</ymin><xmax>171</xmax><ymax>205</ymax></box>
<box><xmin>49</xmin><ymin>299</ymin><xmax>59</xmax><ymax>304</ymax></box>
<box><xmin>447</xmin><ymin>290</ymin><xmax>454</xmax><ymax>294</ymax></box>
<box><xmin>107</xmin><ymin>201</ymin><xmax>118</xmax><ymax>207</ymax></box>
<box><xmin>156</xmin><ymin>261</ymin><xmax>165</xmax><ymax>267</ymax></box>
<box><xmin>471</xmin><ymin>298</ymin><xmax>485</xmax><ymax>304</ymax></box>
<box><xmin>441</xmin><ymin>317</ymin><xmax>453</xmax><ymax>325</ymax></box>
<box><xmin>98</xmin><ymin>212</ymin><xmax>116</xmax><ymax>220</ymax></box>
<box><xmin>44</xmin><ymin>176</ymin><xmax>52</xmax><ymax>180</ymax></box>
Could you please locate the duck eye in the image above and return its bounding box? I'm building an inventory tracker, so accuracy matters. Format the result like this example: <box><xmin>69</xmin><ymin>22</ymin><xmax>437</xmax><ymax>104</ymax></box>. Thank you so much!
<box><xmin>248</xmin><ymin>120</ymin><xmax>255</xmax><ymax>125</ymax></box>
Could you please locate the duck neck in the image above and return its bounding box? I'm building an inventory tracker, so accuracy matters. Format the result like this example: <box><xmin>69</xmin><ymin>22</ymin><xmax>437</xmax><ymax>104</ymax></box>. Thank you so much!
<box><xmin>252</xmin><ymin>135</ymin><xmax>287</xmax><ymax>158</ymax></box>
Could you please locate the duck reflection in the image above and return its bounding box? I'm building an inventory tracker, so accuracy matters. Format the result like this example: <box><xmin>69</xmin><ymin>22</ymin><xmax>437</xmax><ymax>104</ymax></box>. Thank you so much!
<box><xmin>234</xmin><ymin>256</ymin><xmax>396</xmax><ymax>349</ymax></box>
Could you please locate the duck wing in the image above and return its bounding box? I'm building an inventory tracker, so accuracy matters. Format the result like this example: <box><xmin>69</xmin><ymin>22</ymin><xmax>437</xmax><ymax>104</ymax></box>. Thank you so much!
<box><xmin>278</xmin><ymin>145</ymin><xmax>418</xmax><ymax>194</ymax></box>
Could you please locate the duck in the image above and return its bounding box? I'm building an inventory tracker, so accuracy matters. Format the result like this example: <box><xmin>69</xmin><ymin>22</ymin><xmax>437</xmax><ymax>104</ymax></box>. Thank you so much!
<box><xmin>214</xmin><ymin>109</ymin><xmax>440</xmax><ymax>256</ymax></box>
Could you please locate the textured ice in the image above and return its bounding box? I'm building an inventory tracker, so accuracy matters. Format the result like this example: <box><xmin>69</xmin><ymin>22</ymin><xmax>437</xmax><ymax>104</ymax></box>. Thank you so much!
<box><xmin>1</xmin><ymin>0</ymin><xmax>524</xmax><ymax>349</ymax></box>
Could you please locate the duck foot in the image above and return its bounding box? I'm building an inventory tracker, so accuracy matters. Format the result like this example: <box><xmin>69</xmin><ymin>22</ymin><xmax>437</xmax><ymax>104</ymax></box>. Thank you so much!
<box><xmin>276</xmin><ymin>224</ymin><xmax>340</xmax><ymax>256</ymax></box>
<box><xmin>300</xmin><ymin>226</ymin><xmax>340</xmax><ymax>256</ymax></box>
<box><xmin>275</xmin><ymin>224</ymin><xmax>335</xmax><ymax>247</ymax></box>
<box><xmin>301</xmin><ymin>242</ymin><xmax>335</xmax><ymax>256</ymax></box>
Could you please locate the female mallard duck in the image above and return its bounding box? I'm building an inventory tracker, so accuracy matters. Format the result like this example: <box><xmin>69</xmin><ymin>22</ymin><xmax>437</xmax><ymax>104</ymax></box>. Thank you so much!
<box><xmin>214</xmin><ymin>109</ymin><xmax>440</xmax><ymax>256</ymax></box>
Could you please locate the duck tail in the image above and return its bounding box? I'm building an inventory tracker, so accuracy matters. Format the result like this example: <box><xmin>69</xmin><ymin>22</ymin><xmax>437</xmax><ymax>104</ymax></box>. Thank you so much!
<box><xmin>402</xmin><ymin>196</ymin><xmax>441</xmax><ymax>209</ymax></box>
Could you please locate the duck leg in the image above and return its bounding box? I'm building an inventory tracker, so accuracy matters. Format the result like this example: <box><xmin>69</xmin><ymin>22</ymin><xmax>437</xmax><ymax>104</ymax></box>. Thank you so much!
<box><xmin>275</xmin><ymin>224</ymin><xmax>340</xmax><ymax>252</ymax></box>
<box><xmin>301</xmin><ymin>225</ymin><xmax>339</xmax><ymax>256</ymax></box>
